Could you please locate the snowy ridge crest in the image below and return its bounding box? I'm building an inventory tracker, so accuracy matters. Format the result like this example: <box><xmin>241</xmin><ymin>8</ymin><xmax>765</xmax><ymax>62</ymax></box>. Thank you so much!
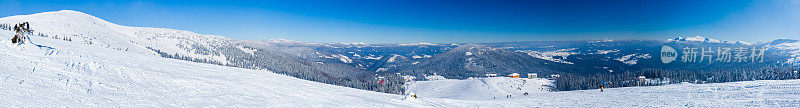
<box><xmin>0</xmin><ymin>10</ymin><xmax>232</xmax><ymax>64</ymax></box>
<box><xmin>668</xmin><ymin>36</ymin><xmax>751</xmax><ymax>45</ymax></box>
<box><xmin>770</xmin><ymin>39</ymin><xmax>800</xmax><ymax>65</ymax></box>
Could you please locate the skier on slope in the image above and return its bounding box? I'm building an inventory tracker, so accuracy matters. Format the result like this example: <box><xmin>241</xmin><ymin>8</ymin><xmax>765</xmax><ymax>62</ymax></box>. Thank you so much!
<box><xmin>408</xmin><ymin>92</ymin><xmax>417</xmax><ymax>99</ymax></box>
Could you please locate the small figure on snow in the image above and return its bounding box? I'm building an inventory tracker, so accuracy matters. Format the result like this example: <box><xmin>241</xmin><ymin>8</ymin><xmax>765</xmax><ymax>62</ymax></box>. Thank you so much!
<box><xmin>600</xmin><ymin>86</ymin><xmax>604</xmax><ymax>92</ymax></box>
<box><xmin>406</xmin><ymin>92</ymin><xmax>417</xmax><ymax>99</ymax></box>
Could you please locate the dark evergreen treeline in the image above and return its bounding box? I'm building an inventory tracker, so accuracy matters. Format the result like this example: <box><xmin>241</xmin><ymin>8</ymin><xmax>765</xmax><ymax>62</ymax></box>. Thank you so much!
<box><xmin>555</xmin><ymin>65</ymin><xmax>800</xmax><ymax>91</ymax></box>
<box><xmin>147</xmin><ymin>43</ymin><xmax>409</xmax><ymax>94</ymax></box>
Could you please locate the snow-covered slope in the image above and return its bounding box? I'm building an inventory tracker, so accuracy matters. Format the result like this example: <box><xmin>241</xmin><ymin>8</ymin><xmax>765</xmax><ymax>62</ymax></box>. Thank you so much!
<box><xmin>408</xmin><ymin>77</ymin><xmax>800</xmax><ymax>107</ymax></box>
<box><xmin>0</xmin><ymin>10</ymin><xmax>231</xmax><ymax>65</ymax></box>
<box><xmin>614</xmin><ymin>53</ymin><xmax>652</xmax><ymax>65</ymax></box>
<box><xmin>407</xmin><ymin>77</ymin><xmax>553</xmax><ymax>100</ymax></box>
<box><xmin>0</xmin><ymin>30</ymin><xmax>426</xmax><ymax>107</ymax></box>
<box><xmin>517</xmin><ymin>48</ymin><xmax>578</xmax><ymax>64</ymax></box>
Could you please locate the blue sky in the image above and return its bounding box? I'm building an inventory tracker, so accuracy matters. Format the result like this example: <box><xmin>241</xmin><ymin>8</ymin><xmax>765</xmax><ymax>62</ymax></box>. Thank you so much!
<box><xmin>1</xmin><ymin>0</ymin><xmax>799</xmax><ymax>43</ymax></box>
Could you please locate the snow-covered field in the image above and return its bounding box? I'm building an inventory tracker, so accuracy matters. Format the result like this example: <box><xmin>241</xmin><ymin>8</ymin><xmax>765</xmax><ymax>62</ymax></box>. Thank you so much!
<box><xmin>407</xmin><ymin>77</ymin><xmax>553</xmax><ymax>100</ymax></box>
<box><xmin>409</xmin><ymin>77</ymin><xmax>800</xmax><ymax>107</ymax></box>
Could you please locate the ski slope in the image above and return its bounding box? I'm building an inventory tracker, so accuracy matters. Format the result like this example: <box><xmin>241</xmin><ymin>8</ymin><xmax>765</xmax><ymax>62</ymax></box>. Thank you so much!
<box><xmin>408</xmin><ymin>77</ymin><xmax>800</xmax><ymax>107</ymax></box>
<box><xmin>0</xmin><ymin>30</ymin><xmax>424</xmax><ymax>107</ymax></box>
<box><xmin>407</xmin><ymin>77</ymin><xmax>553</xmax><ymax>100</ymax></box>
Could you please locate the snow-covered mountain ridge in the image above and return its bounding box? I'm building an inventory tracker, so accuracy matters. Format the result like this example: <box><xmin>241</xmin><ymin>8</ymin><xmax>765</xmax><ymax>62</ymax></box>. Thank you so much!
<box><xmin>770</xmin><ymin>39</ymin><xmax>800</xmax><ymax>64</ymax></box>
<box><xmin>668</xmin><ymin>36</ymin><xmax>752</xmax><ymax>45</ymax></box>
<box><xmin>0</xmin><ymin>10</ymin><xmax>232</xmax><ymax>64</ymax></box>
